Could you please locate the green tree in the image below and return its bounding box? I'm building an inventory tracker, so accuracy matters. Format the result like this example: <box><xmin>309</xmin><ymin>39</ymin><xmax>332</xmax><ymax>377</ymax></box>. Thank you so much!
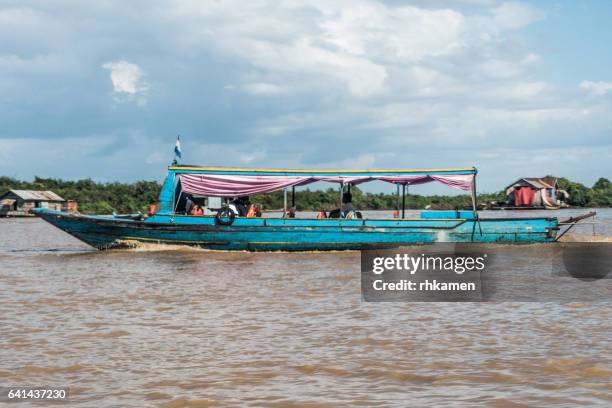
<box><xmin>593</xmin><ymin>178</ymin><xmax>611</xmax><ymax>191</ymax></box>
<box><xmin>557</xmin><ymin>177</ymin><xmax>589</xmax><ymax>207</ymax></box>
<box><xmin>1</xmin><ymin>175</ymin><xmax>611</xmax><ymax>213</ymax></box>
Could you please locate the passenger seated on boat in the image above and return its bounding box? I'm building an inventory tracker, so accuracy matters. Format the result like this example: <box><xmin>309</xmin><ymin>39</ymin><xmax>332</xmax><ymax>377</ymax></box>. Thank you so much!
<box><xmin>344</xmin><ymin>211</ymin><xmax>364</xmax><ymax>219</ymax></box>
<box><xmin>328</xmin><ymin>209</ymin><xmax>342</xmax><ymax>219</ymax></box>
<box><xmin>284</xmin><ymin>207</ymin><xmax>296</xmax><ymax>218</ymax></box>
<box><xmin>230</xmin><ymin>197</ymin><xmax>249</xmax><ymax>216</ymax></box>
<box><xmin>190</xmin><ymin>204</ymin><xmax>204</xmax><ymax>216</ymax></box>
<box><xmin>184</xmin><ymin>194</ymin><xmax>195</xmax><ymax>215</ymax></box>
<box><xmin>246</xmin><ymin>204</ymin><xmax>262</xmax><ymax>218</ymax></box>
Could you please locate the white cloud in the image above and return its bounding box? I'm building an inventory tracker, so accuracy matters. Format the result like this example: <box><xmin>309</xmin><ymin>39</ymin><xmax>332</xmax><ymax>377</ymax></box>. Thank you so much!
<box><xmin>491</xmin><ymin>1</ymin><xmax>544</xmax><ymax>30</ymax></box>
<box><xmin>523</xmin><ymin>52</ymin><xmax>540</xmax><ymax>64</ymax></box>
<box><xmin>2</xmin><ymin>0</ymin><xmax>611</xmax><ymax>190</ymax></box>
<box><xmin>479</xmin><ymin>59</ymin><xmax>523</xmax><ymax>79</ymax></box>
<box><xmin>481</xmin><ymin>81</ymin><xmax>549</xmax><ymax>99</ymax></box>
<box><xmin>580</xmin><ymin>80</ymin><xmax>612</xmax><ymax>96</ymax></box>
<box><xmin>226</xmin><ymin>37</ymin><xmax>388</xmax><ymax>98</ymax></box>
<box><xmin>239</xmin><ymin>150</ymin><xmax>267</xmax><ymax>164</ymax></box>
<box><xmin>102</xmin><ymin>60</ymin><xmax>148</xmax><ymax>103</ymax></box>
<box><xmin>319</xmin><ymin>4</ymin><xmax>465</xmax><ymax>62</ymax></box>
<box><xmin>325</xmin><ymin>153</ymin><xmax>381</xmax><ymax>169</ymax></box>
<box><xmin>0</xmin><ymin>136</ymin><xmax>122</xmax><ymax>176</ymax></box>
<box><xmin>242</xmin><ymin>82</ymin><xmax>286</xmax><ymax>95</ymax></box>
<box><xmin>169</xmin><ymin>0</ymin><xmax>470</xmax><ymax>98</ymax></box>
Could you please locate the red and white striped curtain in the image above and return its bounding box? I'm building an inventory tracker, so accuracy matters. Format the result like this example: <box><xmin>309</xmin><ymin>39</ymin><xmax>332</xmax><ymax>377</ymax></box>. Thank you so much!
<box><xmin>178</xmin><ymin>173</ymin><xmax>473</xmax><ymax>197</ymax></box>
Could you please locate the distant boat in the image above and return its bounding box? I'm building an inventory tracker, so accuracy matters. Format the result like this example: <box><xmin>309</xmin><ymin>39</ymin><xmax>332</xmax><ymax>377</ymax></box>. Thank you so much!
<box><xmin>33</xmin><ymin>165</ymin><xmax>593</xmax><ymax>250</ymax></box>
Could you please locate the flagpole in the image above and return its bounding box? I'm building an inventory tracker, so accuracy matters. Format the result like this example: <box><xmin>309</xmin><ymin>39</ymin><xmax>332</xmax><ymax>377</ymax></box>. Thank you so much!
<box><xmin>173</xmin><ymin>135</ymin><xmax>182</xmax><ymax>165</ymax></box>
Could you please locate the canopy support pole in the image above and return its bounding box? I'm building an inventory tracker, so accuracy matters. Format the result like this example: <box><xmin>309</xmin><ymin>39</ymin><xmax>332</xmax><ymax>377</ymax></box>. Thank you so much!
<box><xmin>291</xmin><ymin>186</ymin><xmax>295</xmax><ymax>208</ymax></box>
<box><xmin>283</xmin><ymin>188</ymin><xmax>287</xmax><ymax>217</ymax></box>
<box><xmin>339</xmin><ymin>182</ymin><xmax>344</xmax><ymax>212</ymax></box>
<box><xmin>174</xmin><ymin>191</ymin><xmax>183</xmax><ymax>213</ymax></box>
<box><xmin>396</xmin><ymin>184</ymin><xmax>400</xmax><ymax>214</ymax></box>
<box><xmin>471</xmin><ymin>174</ymin><xmax>478</xmax><ymax>214</ymax></box>
<box><xmin>401</xmin><ymin>183</ymin><xmax>406</xmax><ymax>218</ymax></box>
<box><xmin>470</xmin><ymin>172</ymin><xmax>482</xmax><ymax>240</ymax></box>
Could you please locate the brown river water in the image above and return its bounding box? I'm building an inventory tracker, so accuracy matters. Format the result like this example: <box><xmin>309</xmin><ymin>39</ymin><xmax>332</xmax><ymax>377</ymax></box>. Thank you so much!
<box><xmin>0</xmin><ymin>209</ymin><xmax>611</xmax><ymax>407</ymax></box>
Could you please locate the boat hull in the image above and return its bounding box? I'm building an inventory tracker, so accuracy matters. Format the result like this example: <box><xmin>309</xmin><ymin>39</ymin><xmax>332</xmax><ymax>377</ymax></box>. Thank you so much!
<box><xmin>33</xmin><ymin>209</ymin><xmax>558</xmax><ymax>251</ymax></box>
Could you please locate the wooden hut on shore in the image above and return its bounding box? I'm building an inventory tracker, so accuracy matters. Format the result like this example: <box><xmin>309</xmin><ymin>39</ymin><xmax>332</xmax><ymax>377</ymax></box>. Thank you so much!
<box><xmin>0</xmin><ymin>190</ymin><xmax>75</xmax><ymax>217</ymax></box>
<box><xmin>504</xmin><ymin>177</ymin><xmax>568</xmax><ymax>209</ymax></box>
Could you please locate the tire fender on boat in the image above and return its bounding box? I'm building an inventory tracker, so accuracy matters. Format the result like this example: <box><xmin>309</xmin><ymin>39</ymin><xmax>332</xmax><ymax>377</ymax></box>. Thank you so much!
<box><xmin>215</xmin><ymin>208</ymin><xmax>236</xmax><ymax>226</ymax></box>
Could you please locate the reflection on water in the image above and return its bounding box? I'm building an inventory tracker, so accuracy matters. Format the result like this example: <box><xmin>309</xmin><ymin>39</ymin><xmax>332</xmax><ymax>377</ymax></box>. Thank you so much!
<box><xmin>0</xmin><ymin>214</ymin><xmax>610</xmax><ymax>407</ymax></box>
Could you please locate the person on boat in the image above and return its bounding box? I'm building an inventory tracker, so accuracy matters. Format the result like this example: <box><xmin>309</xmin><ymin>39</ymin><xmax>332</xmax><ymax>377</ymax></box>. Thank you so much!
<box><xmin>230</xmin><ymin>196</ymin><xmax>249</xmax><ymax>217</ymax></box>
<box><xmin>190</xmin><ymin>204</ymin><xmax>204</xmax><ymax>216</ymax></box>
<box><xmin>246</xmin><ymin>203</ymin><xmax>262</xmax><ymax>218</ymax></box>
<box><xmin>328</xmin><ymin>209</ymin><xmax>342</xmax><ymax>219</ymax></box>
<box><xmin>341</xmin><ymin>190</ymin><xmax>354</xmax><ymax>217</ymax></box>
<box><xmin>285</xmin><ymin>207</ymin><xmax>296</xmax><ymax>218</ymax></box>
<box><xmin>184</xmin><ymin>194</ymin><xmax>195</xmax><ymax>215</ymax></box>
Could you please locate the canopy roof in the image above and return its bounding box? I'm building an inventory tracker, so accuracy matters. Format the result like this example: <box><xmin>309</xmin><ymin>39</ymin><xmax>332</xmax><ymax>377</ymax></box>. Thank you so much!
<box><xmin>170</xmin><ymin>165</ymin><xmax>476</xmax><ymax>197</ymax></box>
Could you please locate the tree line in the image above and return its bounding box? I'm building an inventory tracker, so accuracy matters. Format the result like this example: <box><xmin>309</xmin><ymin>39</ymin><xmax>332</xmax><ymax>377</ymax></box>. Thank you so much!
<box><xmin>1</xmin><ymin>176</ymin><xmax>610</xmax><ymax>214</ymax></box>
<box><xmin>0</xmin><ymin>177</ymin><xmax>160</xmax><ymax>214</ymax></box>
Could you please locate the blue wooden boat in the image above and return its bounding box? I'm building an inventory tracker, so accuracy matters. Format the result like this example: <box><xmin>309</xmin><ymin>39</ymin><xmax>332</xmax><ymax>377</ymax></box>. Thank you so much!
<box><xmin>32</xmin><ymin>165</ymin><xmax>586</xmax><ymax>251</ymax></box>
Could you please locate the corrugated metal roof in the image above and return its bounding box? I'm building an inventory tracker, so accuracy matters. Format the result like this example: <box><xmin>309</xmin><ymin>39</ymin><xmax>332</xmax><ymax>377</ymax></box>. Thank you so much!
<box><xmin>9</xmin><ymin>190</ymin><xmax>65</xmax><ymax>201</ymax></box>
<box><xmin>506</xmin><ymin>177</ymin><xmax>557</xmax><ymax>190</ymax></box>
<box><xmin>523</xmin><ymin>178</ymin><xmax>556</xmax><ymax>189</ymax></box>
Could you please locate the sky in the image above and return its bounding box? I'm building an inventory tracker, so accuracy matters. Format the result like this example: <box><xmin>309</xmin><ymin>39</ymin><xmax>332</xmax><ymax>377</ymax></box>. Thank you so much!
<box><xmin>0</xmin><ymin>0</ymin><xmax>611</xmax><ymax>193</ymax></box>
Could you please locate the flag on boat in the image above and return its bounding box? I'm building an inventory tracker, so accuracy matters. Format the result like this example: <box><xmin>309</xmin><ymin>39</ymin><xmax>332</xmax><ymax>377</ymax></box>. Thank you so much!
<box><xmin>174</xmin><ymin>136</ymin><xmax>182</xmax><ymax>158</ymax></box>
